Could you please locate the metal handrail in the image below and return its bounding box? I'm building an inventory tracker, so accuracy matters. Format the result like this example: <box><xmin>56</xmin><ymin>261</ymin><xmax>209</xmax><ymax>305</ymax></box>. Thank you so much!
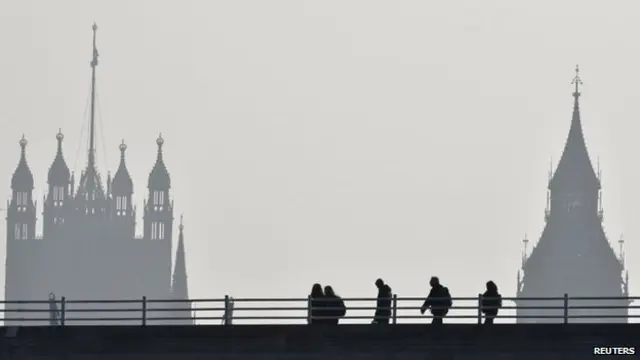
<box><xmin>1</xmin><ymin>294</ymin><xmax>639</xmax><ymax>325</ymax></box>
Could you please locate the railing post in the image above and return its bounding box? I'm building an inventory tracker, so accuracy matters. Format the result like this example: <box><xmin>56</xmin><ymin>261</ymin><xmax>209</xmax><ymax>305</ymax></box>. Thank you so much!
<box><xmin>477</xmin><ymin>293</ymin><xmax>483</xmax><ymax>324</ymax></box>
<box><xmin>141</xmin><ymin>296</ymin><xmax>147</xmax><ymax>326</ymax></box>
<box><xmin>563</xmin><ymin>293</ymin><xmax>568</xmax><ymax>324</ymax></box>
<box><xmin>392</xmin><ymin>294</ymin><xmax>398</xmax><ymax>324</ymax></box>
<box><xmin>307</xmin><ymin>295</ymin><xmax>311</xmax><ymax>324</ymax></box>
<box><xmin>224</xmin><ymin>295</ymin><xmax>230</xmax><ymax>326</ymax></box>
<box><xmin>60</xmin><ymin>296</ymin><xmax>66</xmax><ymax>326</ymax></box>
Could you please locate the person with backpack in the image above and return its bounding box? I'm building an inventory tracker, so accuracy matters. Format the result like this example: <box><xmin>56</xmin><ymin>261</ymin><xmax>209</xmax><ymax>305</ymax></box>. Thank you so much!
<box><xmin>481</xmin><ymin>281</ymin><xmax>502</xmax><ymax>324</ymax></box>
<box><xmin>420</xmin><ymin>276</ymin><xmax>452</xmax><ymax>324</ymax></box>
<box><xmin>323</xmin><ymin>285</ymin><xmax>346</xmax><ymax>324</ymax></box>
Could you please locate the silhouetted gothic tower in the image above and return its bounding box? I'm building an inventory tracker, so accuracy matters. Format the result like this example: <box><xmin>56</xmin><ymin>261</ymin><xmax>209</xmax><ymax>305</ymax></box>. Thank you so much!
<box><xmin>516</xmin><ymin>66</ymin><xmax>629</xmax><ymax>323</ymax></box>
<box><xmin>4</xmin><ymin>24</ymin><xmax>192</xmax><ymax>325</ymax></box>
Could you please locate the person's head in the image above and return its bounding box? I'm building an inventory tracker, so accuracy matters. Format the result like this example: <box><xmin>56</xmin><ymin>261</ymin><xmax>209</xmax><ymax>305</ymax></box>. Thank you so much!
<box><xmin>429</xmin><ymin>276</ymin><xmax>440</xmax><ymax>287</ymax></box>
<box><xmin>375</xmin><ymin>278</ymin><xmax>384</xmax><ymax>289</ymax></box>
<box><xmin>311</xmin><ymin>283</ymin><xmax>324</xmax><ymax>297</ymax></box>
<box><xmin>324</xmin><ymin>285</ymin><xmax>336</xmax><ymax>297</ymax></box>
<box><xmin>486</xmin><ymin>280</ymin><xmax>498</xmax><ymax>293</ymax></box>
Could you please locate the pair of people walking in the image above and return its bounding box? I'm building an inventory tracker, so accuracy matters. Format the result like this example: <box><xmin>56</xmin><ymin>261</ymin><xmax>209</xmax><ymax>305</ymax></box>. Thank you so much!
<box><xmin>370</xmin><ymin>276</ymin><xmax>456</xmax><ymax>325</ymax></box>
<box><xmin>420</xmin><ymin>277</ymin><xmax>502</xmax><ymax>324</ymax></box>
<box><xmin>370</xmin><ymin>276</ymin><xmax>453</xmax><ymax>325</ymax></box>
<box><xmin>309</xmin><ymin>283</ymin><xmax>346</xmax><ymax>324</ymax></box>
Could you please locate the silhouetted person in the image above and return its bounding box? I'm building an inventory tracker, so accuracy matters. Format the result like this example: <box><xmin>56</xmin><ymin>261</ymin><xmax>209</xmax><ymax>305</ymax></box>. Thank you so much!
<box><xmin>372</xmin><ymin>278</ymin><xmax>392</xmax><ymax>324</ymax></box>
<box><xmin>324</xmin><ymin>285</ymin><xmax>346</xmax><ymax>324</ymax></box>
<box><xmin>420</xmin><ymin>276</ymin><xmax>452</xmax><ymax>324</ymax></box>
<box><xmin>309</xmin><ymin>283</ymin><xmax>325</xmax><ymax>324</ymax></box>
<box><xmin>481</xmin><ymin>281</ymin><xmax>502</xmax><ymax>324</ymax></box>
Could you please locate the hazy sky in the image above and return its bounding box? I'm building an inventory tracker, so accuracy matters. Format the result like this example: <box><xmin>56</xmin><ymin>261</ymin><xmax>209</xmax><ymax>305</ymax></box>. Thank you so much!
<box><xmin>1</xmin><ymin>1</ymin><xmax>639</xmax><ymax>322</ymax></box>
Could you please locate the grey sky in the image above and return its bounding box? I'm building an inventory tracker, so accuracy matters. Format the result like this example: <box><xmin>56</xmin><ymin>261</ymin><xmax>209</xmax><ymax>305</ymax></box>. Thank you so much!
<box><xmin>0</xmin><ymin>1</ymin><xmax>638</xmax><ymax>322</ymax></box>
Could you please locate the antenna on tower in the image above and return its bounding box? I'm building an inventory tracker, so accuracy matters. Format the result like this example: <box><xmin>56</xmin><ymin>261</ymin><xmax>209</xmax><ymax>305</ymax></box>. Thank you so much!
<box><xmin>618</xmin><ymin>234</ymin><xmax>625</xmax><ymax>267</ymax></box>
<box><xmin>521</xmin><ymin>233</ymin><xmax>530</xmax><ymax>268</ymax></box>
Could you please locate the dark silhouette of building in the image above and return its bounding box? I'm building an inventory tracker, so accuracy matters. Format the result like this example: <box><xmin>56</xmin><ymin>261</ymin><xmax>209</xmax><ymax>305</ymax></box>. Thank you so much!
<box><xmin>3</xmin><ymin>23</ymin><xmax>192</xmax><ymax>325</ymax></box>
<box><xmin>516</xmin><ymin>66</ymin><xmax>630</xmax><ymax>323</ymax></box>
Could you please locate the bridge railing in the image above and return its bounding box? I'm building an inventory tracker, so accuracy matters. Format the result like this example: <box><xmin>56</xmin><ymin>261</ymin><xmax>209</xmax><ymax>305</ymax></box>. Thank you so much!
<box><xmin>1</xmin><ymin>295</ymin><xmax>640</xmax><ymax>325</ymax></box>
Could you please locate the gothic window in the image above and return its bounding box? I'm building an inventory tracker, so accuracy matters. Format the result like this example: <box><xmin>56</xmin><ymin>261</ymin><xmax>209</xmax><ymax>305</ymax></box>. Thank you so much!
<box><xmin>14</xmin><ymin>224</ymin><xmax>20</xmax><ymax>240</ymax></box>
<box><xmin>116</xmin><ymin>196</ymin><xmax>128</xmax><ymax>216</ymax></box>
<box><xmin>151</xmin><ymin>221</ymin><xmax>157</xmax><ymax>240</ymax></box>
<box><xmin>22</xmin><ymin>224</ymin><xmax>27</xmax><ymax>240</ymax></box>
<box><xmin>153</xmin><ymin>190</ymin><xmax>165</xmax><ymax>211</ymax></box>
<box><xmin>16</xmin><ymin>191</ymin><xmax>28</xmax><ymax>211</ymax></box>
<box><xmin>53</xmin><ymin>186</ymin><xmax>65</xmax><ymax>206</ymax></box>
<box><xmin>150</xmin><ymin>221</ymin><xmax>165</xmax><ymax>240</ymax></box>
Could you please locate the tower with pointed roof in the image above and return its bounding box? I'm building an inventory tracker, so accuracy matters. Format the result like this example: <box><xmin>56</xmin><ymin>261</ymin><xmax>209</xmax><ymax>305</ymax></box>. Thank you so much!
<box><xmin>43</xmin><ymin>130</ymin><xmax>71</xmax><ymax>239</ymax></box>
<box><xmin>4</xmin><ymin>136</ymin><xmax>38</xmax><ymax>310</ymax></box>
<box><xmin>4</xmin><ymin>24</ymin><xmax>192</xmax><ymax>325</ymax></box>
<box><xmin>516</xmin><ymin>66</ymin><xmax>628</xmax><ymax>323</ymax></box>
<box><xmin>171</xmin><ymin>215</ymin><xmax>194</xmax><ymax>325</ymax></box>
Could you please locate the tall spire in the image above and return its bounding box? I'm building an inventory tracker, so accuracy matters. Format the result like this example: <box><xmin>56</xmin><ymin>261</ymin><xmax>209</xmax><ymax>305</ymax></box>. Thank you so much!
<box><xmin>548</xmin><ymin>65</ymin><xmax>600</xmax><ymax>192</ymax></box>
<box><xmin>172</xmin><ymin>215</ymin><xmax>189</xmax><ymax>298</ymax></box>
<box><xmin>75</xmin><ymin>23</ymin><xmax>106</xmax><ymax>202</ymax></box>
<box><xmin>172</xmin><ymin>214</ymin><xmax>192</xmax><ymax>324</ymax></box>
<box><xmin>88</xmin><ymin>22</ymin><xmax>99</xmax><ymax>167</ymax></box>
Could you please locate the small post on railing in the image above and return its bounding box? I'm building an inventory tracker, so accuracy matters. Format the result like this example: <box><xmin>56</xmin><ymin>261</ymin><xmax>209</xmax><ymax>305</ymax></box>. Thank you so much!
<box><xmin>141</xmin><ymin>296</ymin><xmax>147</xmax><ymax>326</ymax></box>
<box><xmin>224</xmin><ymin>295</ymin><xmax>230</xmax><ymax>326</ymax></box>
<box><xmin>60</xmin><ymin>296</ymin><xmax>66</xmax><ymax>326</ymax></box>
<box><xmin>477</xmin><ymin>294</ymin><xmax>483</xmax><ymax>324</ymax></box>
<box><xmin>307</xmin><ymin>295</ymin><xmax>312</xmax><ymax>324</ymax></box>
<box><xmin>392</xmin><ymin>294</ymin><xmax>398</xmax><ymax>324</ymax></box>
<box><xmin>563</xmin><ymin>293</ymin><xmax>569</xmax><ymax>324</ymax></box>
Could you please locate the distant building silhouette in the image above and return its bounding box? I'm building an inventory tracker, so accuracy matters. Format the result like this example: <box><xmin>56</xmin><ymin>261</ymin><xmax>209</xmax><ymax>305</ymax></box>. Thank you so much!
<box><xmin>3</xmin><ymin>23</ymin><xmax>192</xmax><ymax>325</ymax></box>
<box><xmin>516</xmin><ymin>66</ymin><xmax>630</xmax><ymax>323</ymax></box>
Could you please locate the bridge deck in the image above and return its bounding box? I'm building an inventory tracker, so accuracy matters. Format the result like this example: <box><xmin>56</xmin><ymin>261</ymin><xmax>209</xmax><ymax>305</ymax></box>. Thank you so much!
<box><xmin>1</xmin><ymin>324</ymin><xmax>638</xmax><ymax>359</ymax></box>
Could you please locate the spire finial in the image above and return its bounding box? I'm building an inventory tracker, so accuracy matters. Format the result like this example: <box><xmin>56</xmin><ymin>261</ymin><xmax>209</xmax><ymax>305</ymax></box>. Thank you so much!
<box><xmin>571</xmin><ymin>64</ymin><xmax>583</xmax><ymax>99</ymax></box>
<box><xmin>179</xmin><ymin>214</ymin><xmax>184</xmax><ymax>231</ymax></box>
<box><xmin>19</xmin><ymin>134</ymin><xmax>27</xmax><ymax>150</ymax></box>
<box><xmin>91</xmin><ymin>23</ymin><xmax>99</xmax><ymax>68</ymax></box>
<box><xmin>88</xmin><ymin>22</ymin><xmax>100</xmax><ymax>168</ymax></box>
<box><xmin>119</xmin><ymin>139</ymin><xmax>127</xmax><ymax>153</ymax></box>
<box><xmin>156</xmin><ymin>133</ymin><xmax>164</xmax><ymax>160</ymax></box>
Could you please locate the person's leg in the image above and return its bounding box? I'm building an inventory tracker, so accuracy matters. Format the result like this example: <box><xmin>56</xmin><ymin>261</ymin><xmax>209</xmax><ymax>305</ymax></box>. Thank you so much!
<box><xmin>432</xmin><ymin>315</ymin><xmax>443</xmax><ymax>324</ymax></box>
<box><xmin>484</xmin><ymin>316</ymin><xmax>494</xmax><ymax>324</ymax></box>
